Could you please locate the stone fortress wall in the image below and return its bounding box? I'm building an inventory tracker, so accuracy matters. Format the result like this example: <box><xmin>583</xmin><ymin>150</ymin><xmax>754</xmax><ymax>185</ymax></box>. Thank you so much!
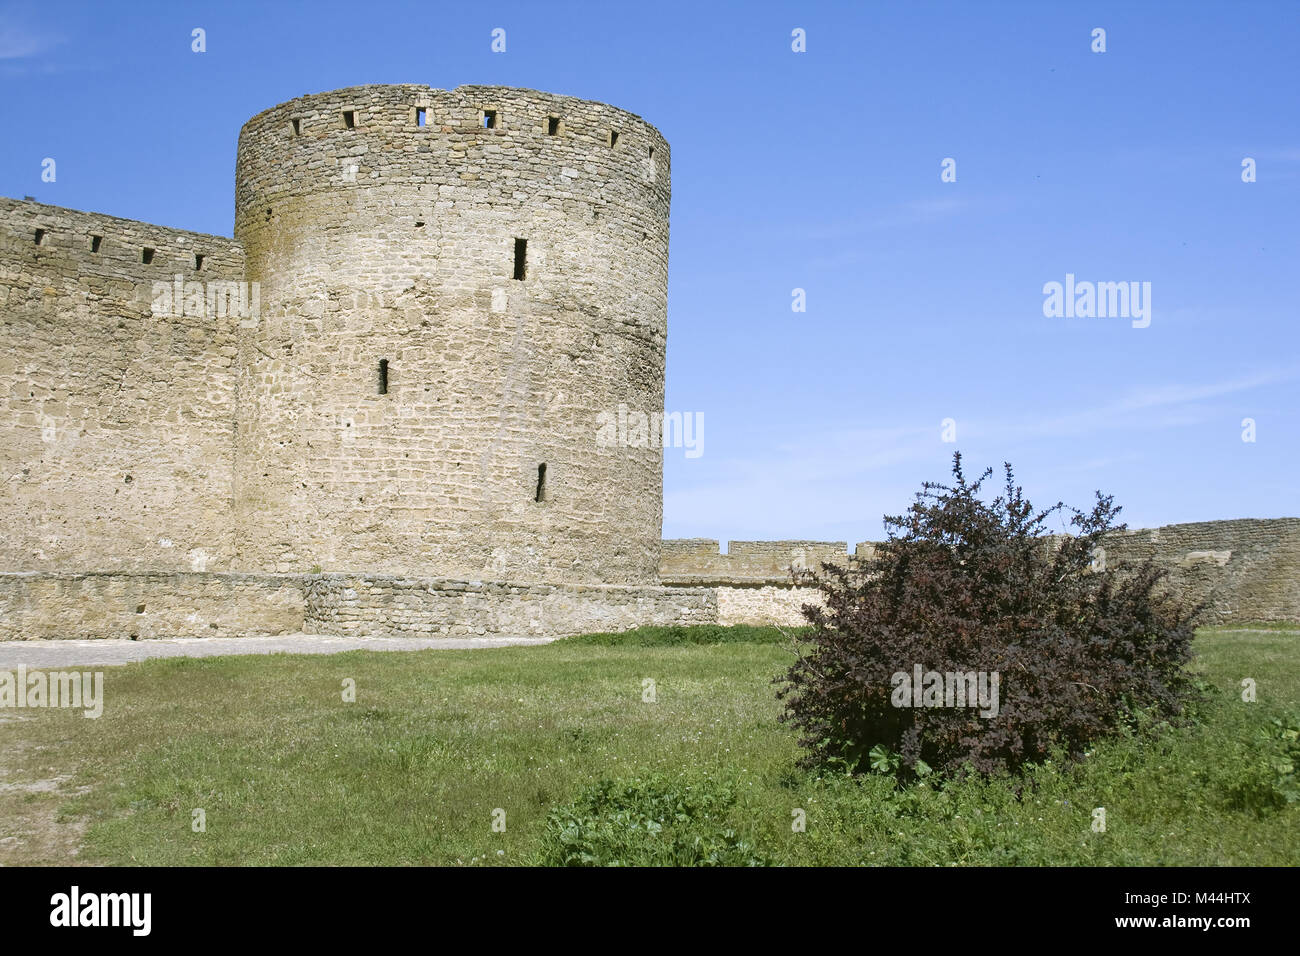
<box><xmin>2</xmin><ymin>84</ymin><xmax>669</xmax><ymax>588</ymax></box>
<box><xmin>2</xmin><ymin>518</ymin><xmax>1293</xmax><ymax>640</ymax></box>
<box><xmin>0</xmin><ymin>198</ymin><xmax>245</xmax><ymax>574</ymax></box>
<box><xmin>1087</xmin><ymin>518</ymin><xmax>1300</xmax><ymax>623</ymax></box>
<box><xmin>0</xmin><ymin>83</ymin><xmax>700</xmax><ymax>639</ymax></box>
<box><xmin>0</xmin><ymin>84</ymin><xmax>1295</xmax><ymax>640</ymax></box>
<box><xmin>664</xmin><ymin>517</ymin><xmax>1300</xmax><ymax>628</ymax></box>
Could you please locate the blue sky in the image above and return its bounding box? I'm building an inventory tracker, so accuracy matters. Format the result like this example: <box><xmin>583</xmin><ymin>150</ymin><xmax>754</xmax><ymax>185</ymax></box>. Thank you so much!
<box><xmin>3</xmin><ymin>0</ymin><xmax>1297</xmax><ymax>548</ymax></box>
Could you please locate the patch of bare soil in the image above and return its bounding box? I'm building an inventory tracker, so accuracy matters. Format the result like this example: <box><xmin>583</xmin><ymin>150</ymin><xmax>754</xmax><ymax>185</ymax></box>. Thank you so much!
<box><xmin>0</xmin><ymin>719</ymin><xmax>89</xmax><ymax>866</ymax></box>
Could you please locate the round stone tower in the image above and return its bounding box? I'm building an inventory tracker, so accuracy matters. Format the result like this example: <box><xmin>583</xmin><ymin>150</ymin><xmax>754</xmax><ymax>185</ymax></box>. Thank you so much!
<box><xmin>232</xmin><ymin>85</ymin><xmax>669</xmax><ymax>584</ymax></box>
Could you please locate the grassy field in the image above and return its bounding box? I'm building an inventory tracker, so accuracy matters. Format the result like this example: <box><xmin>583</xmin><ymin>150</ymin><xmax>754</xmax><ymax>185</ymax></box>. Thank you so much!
<box><xmin>1</xmin><ymin>624</ymin><xmax>1296</xmax><ymax>865</ymax></box>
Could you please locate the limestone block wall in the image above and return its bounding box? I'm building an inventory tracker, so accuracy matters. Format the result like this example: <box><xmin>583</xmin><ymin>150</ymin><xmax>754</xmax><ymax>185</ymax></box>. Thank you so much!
<box><xmin>2</xmin><ymin>87</ymin><xmax>1295</xmax><ymax>639</ymax></box>
<box><xmin>0</xmin><ymin>572</ymin><xmax>305</xmax><ymax>640</ymax></box>
<box><xmin>0</xmin><ymin>198</ymin><xmax>245</xmax><ymax>573</ymax></box>
<box><xmin>0</xmin><ymin>516</ymin><xmax>1294</xmax><ymax>641</ymax></box>
<box><xmin>0</xmin><ymin>570</ymin><xmax>712</xmax><ymax>641</ymax></box>
<box><xmin>660</xmin><ymin>539</ymin><xmax>850</xmax><ymax>584</ymax></box>
<box><xmin>659</xmin><ymin>538</ymin><xmax>844</xmax><ymax>628</ymax></box>
<box><xmin>1090</xmin><ymin>518</ymin><xmax>1300</xmax><ymax>623</ymax></box>
<box><xmin>715</xmin><ymin>585</ymin><xmax>823</xmax><ymax>627</ymax></box>
<box><xmin>233</xmin><ymin>85</ymin><xmax>671</xmax><ymax>584</ymax></box>
<box><xmin>303</xmin><ymin>575</ymin><xmax>716</xmax><ymax>637</ymax></box>
<box><xmin>662</xmin><ymin>519</ymin><xmax>1300</xmax><ymax>625</ymax></box>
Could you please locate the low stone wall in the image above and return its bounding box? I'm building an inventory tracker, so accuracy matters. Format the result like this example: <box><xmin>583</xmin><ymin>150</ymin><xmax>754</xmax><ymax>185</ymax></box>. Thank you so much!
<box><xmin>660</xmin><ymin>539</ymin><xmax>851</xmax><ymax>585</ymax></box>
<box><xmin>662</xmin><ymin>518</ymin><xmax>1300</xmax><ymax>626</ymax></box>
<box><xmin>0</xmin><ymin>572</ymin><xmax>305</xmax><ymax>640</ymax></box>
<box><xmin>1092</xmin><ymin>518</ymin><xmax>1300</xmax><ymax>624</ymax></box>
<box><xmin>715</xmin><ymin>585</ymin><xmax>822</xmax><ymax>627</ymax></box>
<box><xmin>303</xmin><ymin>575</ymin><xmax>717</xmax><ymax>637</ymax></box>
<box><xmin>0</xmin><ymin>571</ymin><xmax>718</xmax><ymax>640</ymax></box>
<box><xmin>2</xmin><ymin>517</ymin><xmax>1294</xmax><ymax>641</ymax></box>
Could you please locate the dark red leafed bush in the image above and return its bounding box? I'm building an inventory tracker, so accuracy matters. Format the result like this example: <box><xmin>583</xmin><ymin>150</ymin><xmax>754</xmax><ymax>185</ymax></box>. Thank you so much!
<box><xmin>776</xmin><ymin>453</ymin><xmax>1201</xmax><ymax>779</ymax></box>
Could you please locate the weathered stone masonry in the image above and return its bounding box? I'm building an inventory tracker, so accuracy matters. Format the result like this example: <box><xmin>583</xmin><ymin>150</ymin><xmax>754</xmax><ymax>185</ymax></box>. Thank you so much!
<box><xmin>661</xmin><ymin>518</ymin><xmax>1300</xmax><ymax>628</ymax></box>
<box><xmin>233</xmin><ymin>85</ymin><xmax>670</xmax><ymax>585</ymax></box>
<box><xmin>1</xmin><ymin>83</ymin><xmax>699</xmax><ymax>639</ymax></box>
<box><xmin>0</xmin><ymin>84</ymin><xmax>1295</xmax><ymax>639</ymax></box>
<box><xmin>302</xmin><ymin>576</ymin><xmax>716</xmax><ymax>638</ymax></box>
<box><xmin>0</xmin><ymin>198</ymin><xmax>244</xmax><ymax>574</ymax></box>
<box><xmin>0</xmin><ymin>572</ymin><xmax>306</xmax><ymax>641</ymax></box>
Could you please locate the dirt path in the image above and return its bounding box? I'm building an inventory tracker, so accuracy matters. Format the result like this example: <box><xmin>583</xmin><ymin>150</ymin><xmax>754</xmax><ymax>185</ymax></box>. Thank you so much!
<box><xmin>0</xmin><ymin>716</ymin><xmax>89</xmax><ymax>866</ymax></box>
<box><xmin>0</xmin><ymin>633</ymin><xmax>555</xmax><ymax>669</ymax></box>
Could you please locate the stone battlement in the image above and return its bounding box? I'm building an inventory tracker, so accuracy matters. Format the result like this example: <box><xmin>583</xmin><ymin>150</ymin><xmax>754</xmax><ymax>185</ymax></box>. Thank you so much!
<box><xmin>660</xmin><ymin>517</ymin><xmax>1300</xmax><ymax>625</ymax></box>
<box><xmin>236</xmin><ymin>85</ymin><xmax>669</xmax><ymax>216</ymax></box>
<box><xmin>2</xmin><ymin>196</ymin><xmax>245</xmax><ymax>288</ymax></box>
<box><xmin>660</xmin><ymin>539</ymin><xmax>855</xmax><ymax>584</ymax></box>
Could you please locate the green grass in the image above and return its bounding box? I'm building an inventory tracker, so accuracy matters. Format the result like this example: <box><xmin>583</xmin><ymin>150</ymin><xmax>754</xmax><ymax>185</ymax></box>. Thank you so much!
<box><xmin>1</xmin><ymin>624</ymin><xmax>1296</xmax><ymax>865</ymax></box>
<box><xmin>558</xmin><ymin>623</ymin><xmax>800</xmax><ymax>646</ymax></box>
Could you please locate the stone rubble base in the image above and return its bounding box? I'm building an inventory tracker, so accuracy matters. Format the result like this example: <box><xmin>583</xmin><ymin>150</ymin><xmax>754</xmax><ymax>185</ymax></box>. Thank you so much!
<box><xmin>0</xmin><ymin>571</ymin><xmax>823</xmax><ymax>640</ymax></box>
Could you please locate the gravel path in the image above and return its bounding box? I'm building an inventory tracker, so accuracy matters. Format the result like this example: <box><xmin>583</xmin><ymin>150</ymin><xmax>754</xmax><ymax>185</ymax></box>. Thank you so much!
<box><xmin>0</xmin><ymin>634</ymin><xmax>555</xmax><ymax>668</ymax></box>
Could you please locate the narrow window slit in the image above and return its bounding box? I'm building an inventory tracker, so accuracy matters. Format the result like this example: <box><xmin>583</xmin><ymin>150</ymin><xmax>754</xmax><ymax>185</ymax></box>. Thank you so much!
<box><xmin>33</xmin><ymin>229</ymin><xmax>45</xmax><ymax>245</ymax></box>
<box><xmin>513</xmin><ymin>238</ymin><xmax>527</xmax><ymax>280</ymax></box>
<box><xmin>483</xmin><ymin>109</ymin><xmax>497</xmax><ymax>129</ymax></box>
<box><xmin>535</xmin><ymin>463</ymin><xmax>547</xmax><ymax>502</ymax></box>
<box><xmin>416</xmin><ymin>108</ymin><xmax>427</xmax><ymax>127</ymax></box>
<box><xmin>547</xmin><ymin>116</ymin><xmax>560</xmax><ymax>135</ymax></box>
<box><xmin>291</xmin><ymin>118</ymin><xmax>300</xmax><ymax>136</ymax></box>
<box><xmin>194</xmin><ymin>253</ymin><xmax>205</xmax><ymax>270</ymax></box>
<box><xmin>142</xmin><ymin>247</ymin><xmax>154</xmax><ymax>264</ymax></box>
<box><xmin>378</xmin><ymin>359</ymin><xmax>389</xmax><ymax>395</ymax></box>
<box><xmin>609</xmin><ymin>129</ymin><xmax>620</xmax><ymax>147</ymax></box>
<box><xmin>90</xmin><ymin>235</ymin><xmax>102</xmax><ymax>252</ymax></box>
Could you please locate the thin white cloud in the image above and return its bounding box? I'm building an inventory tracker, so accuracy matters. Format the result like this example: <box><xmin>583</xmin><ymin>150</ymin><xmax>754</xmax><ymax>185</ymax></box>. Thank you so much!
<box><xmin>664</xmin><ymin>368</ymin><xmax>1299</xmax><ymax>539</ymax></box>
<box><xmin>990</xmin><ymin>369</ymin><xmax>1298</xmax><ymax>444</ymax></box>
<box><xmin>0</xmin><ymin>9</ymin><xmax>62</xmax><ymax>59</ymax></box>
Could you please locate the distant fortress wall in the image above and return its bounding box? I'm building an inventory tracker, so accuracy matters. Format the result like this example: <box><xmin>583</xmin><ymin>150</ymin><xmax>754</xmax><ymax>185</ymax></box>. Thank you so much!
<box><xmin>662</xmin><ymin>518</ymin><xmax>1300</xmax><ymax>627</ymax></box>
<box><xmin>1085</xmin><ymin>518</ymin><xmax>1300</xmax><ymax>624</ymax></box>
